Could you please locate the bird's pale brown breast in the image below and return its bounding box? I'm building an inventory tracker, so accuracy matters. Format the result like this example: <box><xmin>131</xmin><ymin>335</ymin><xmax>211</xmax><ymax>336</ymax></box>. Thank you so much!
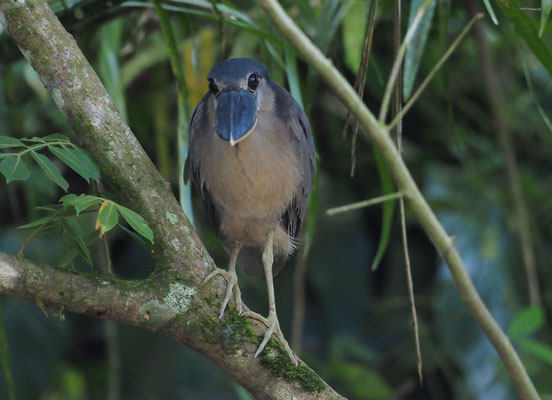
<box><xmin>199</xmin><ymin>114</ymin><xmax>300</xmax><ymax>255</ymax></box>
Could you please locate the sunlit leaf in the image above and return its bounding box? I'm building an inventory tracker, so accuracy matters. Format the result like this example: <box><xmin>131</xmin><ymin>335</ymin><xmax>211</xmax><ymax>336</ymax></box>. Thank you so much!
<box><xmin>0</xmin><ymin>155</ymin><xmax>31</xmax><ymax>182</ymax></box>
<box><xmin>508</xmin><ymin>307</ymin><xmax>544</xmax><ymax>339</ymax></box>
<box><xmin>343</xmin><ymin>0</ymin><xmax>368</xmax><ymax>71</ymax></box>
<box><xmin>0</xmin><ymin>136</ymin><xmax>26</xmax><ymax>149</ymax></box>
<box><xmin>403</xmin><ymin>0</ymin><xmax>437</xmax><ymax>100</ymax></box>
<box><xmin>30</xmin><ymin>151</ymin><xmax>69</xmax><ymax>191</ymax></box>
<box><xmin>97</xmin><ymin>201</ymin><xmax>119</xmax><ymax>236</ymax></box>
<box><xmin>60</xmin><ymin>193</ymin><xmax>79</xmax><ymax>208</ymax></box>
<box><xmin>117</xmin><ymin>204</ymin><xmax>154</xmax><ymax>243</ymax></box>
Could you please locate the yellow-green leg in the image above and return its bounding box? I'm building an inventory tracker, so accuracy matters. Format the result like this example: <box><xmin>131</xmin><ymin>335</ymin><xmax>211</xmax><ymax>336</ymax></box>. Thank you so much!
<box><xmin>203</xmin><ymin>243</ymin><xmax>243</xmax><ymax>318</ymax></box>
<box><xmin>243</xmin><ymin>231</ymin><xmax>298</xmax><ymax>365</ymax></box>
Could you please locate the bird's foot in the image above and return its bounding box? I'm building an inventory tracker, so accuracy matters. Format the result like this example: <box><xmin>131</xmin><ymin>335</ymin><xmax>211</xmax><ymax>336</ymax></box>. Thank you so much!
<box><xmin>242</xmin><ymin>310</ymin><xmax>298</xmax><ymax>366</ymax></box>
<box><xmin>203</xmin><ymin>268</ymin><xmax>243</xmax><ymax>318</ymax></box>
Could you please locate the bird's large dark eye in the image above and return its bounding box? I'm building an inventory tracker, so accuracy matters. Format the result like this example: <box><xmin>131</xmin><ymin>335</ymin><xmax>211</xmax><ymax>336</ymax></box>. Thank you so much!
<box><xmin>248</xmin><ymin>73</ymin><xmax>259</xmax><ymax>90</ymax></box>
<box><xmin>208</xmin><ymin>79</ymin><xmax>218</xmax><ymax>95</ymax></box>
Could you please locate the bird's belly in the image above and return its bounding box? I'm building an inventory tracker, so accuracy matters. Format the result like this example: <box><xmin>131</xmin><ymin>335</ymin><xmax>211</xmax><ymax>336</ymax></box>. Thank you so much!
<box><xmin>202</xmin><ymin>135</ymin><xmax>299</xmax><ymax>251</ymax></box>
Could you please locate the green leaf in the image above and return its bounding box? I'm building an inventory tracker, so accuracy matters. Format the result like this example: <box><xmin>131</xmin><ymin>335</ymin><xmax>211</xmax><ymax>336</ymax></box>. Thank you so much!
<box><xmin>117</xmin><ymin>204</ymin><xmax>154</xmax><ymax>243</ymax></box>
<box><xmin>17</xmin><ymin>214</ymin><xmax>58</xmax><ymax>229</ymax></box>
<box><xmin>520</xmin><ymin>338</ymin><xmax>552</xmax><ymax>365</ymax></box>
<box><xmin>60</xmin><ymin>218</ymin><xmax>92</xmax><ymax>266</ymax></box>
<box><xmin>371</xmin><ymin>149</ymin><xmax>396</xmax><ymax>271</ymax></box>
<box><xmin>73</xmin><ymin>148</ymin><xmax>100</xmax><ymax>181</ymax></box>
<box><xmin>73</xmin><ymin>195</ymin><xmax>102</xmax><ymax>215</ymax></box>
<box><xmin>0</xmin><ymin>136</ymin><xmax>26</xmax><ymax>149</ymax></box>
<box><xmin>42</xmin><ymin>133</ymin><xmax>71</xmax><ymax>143</ymax></box>
<box><xmin>0</xmin><ymin>155</ymin><xmax>31</xmax><ymax>183</ymax></box>
<box><xmin>508</xmin><ymin>307</ymin><xmax>544</xmax><ymax>339</ymax></box>
<box><xmin>98</xmin><ymin>201</ymin><xmax>119</xmax><ymax>235</ymax></box>
<box><xmin>403</xmin><ymin>0</ymin><xmax>437</xmax><ymax>100</ymax></box>
<box><xmin>30</xmin><ymin>151</ymin><xmax>69</xmax><ymax>191</ymax></box>
<box><xmin>499</xmin><ymin>0</ymin><xmax>552</xmax><ymax>79</ymax></box>
<box><xmin>540</xmin><ymin>0</ymin><xmax>552</xmax><ymax>37</ymax></box>
<box><xmin>60</xmin><ymin>194</ymin><xmax>79</xmax><ymax>208</ymax></box>
<box><xmin>343</xmin><ymin>0</ymin><xmax>368</xmax><ymax>72</ymax></box>
<box><xmin>482</xmin><ymin>0</ymin><xmax>498</xmax><ymax>25</ymax></box>
<box><xmin>49</xmin><ymin>146</ymin><xmax>99</xmax><ymax>183</ymax></box>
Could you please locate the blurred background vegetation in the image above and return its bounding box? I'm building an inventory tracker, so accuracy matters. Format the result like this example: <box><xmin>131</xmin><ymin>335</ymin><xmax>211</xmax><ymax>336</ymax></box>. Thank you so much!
<box><xmin>1</xmin><ymin>0</ymin><xmax>552</xmax><ymax>399</ymax></box>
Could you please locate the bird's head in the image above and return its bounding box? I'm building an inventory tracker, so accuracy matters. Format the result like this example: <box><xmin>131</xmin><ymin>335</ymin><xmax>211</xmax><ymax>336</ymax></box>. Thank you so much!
<box><xmin>207</xmin><ymin>58</ymin><xmax>268</xmax><ymax>146</ymax></box>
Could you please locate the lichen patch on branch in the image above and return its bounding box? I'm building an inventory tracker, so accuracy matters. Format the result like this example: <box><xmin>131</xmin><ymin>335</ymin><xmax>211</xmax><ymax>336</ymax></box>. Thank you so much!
<box><xmin>0</xmin><ymin>261</ymin><xmax>19</xmax><ymax>290</ymax></box>
<box><xmin>164</xmin><ymin>283</ymin><xmax>196</xmax><ymax>313</ymax></box>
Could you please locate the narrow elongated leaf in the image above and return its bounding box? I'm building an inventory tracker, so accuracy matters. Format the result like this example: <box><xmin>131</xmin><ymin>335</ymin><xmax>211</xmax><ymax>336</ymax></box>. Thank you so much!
<box><xmin>482</xmin><ymin>0</ymin><xmax>498</xmax><ymax>25</ymax></box>
<box><xmin>97</xmin><ymin>201</ymin><xmax>119</xmax><ymax>236</ymax></box>
<box><xmin>49</xmin><ymin>146</ymin><xmax>96</xmax><ymax>182</ymax></box>
<box><xmin>499</xmin><ymin>0</ymin><xmax>552</xmax><ymax>79</ymax></box>
<box><xmin>520</xmin><ymin>338</ymin><xmax>552</xmax><ymax>365</ymax></box>
<box><xmin>60</xmin><ymin>218</ymin><xmax>92</xmax><ymax>266</ymax></box>
<box><xmin>30</xmin><ymin>151</ymin><xmax>69</xmax><ymax>191</ymax></box>
<box><xmin>74</xmin><ymin>195</ymin><xmax>102</xmax><ymax>215</ymax></box>
<box><xmin>540</xmin><ymin>0</ymin><xmax>552</xmax><ymax>37</ymax></box>
<box><xmin>371</xmin><ymin>149</ymin><xmax>396</xmax><ymax>271</ymax></box>
<box><xmin>117</xmin><ymin>204</ymin><xmax>154</xmax><ymax>243</ymax></box>
<box><xmin>0</xmin><ymin>155</ymin><xmax>31</xmax><ymax>182</ymax></box>
<box><xmin>403</xmin><ymin>0</ymin><xmax>437</xmax><ymax>100</ymax></box>
<box><xmin>17</xmin><ymin>214</ymin><xmax>57</xmax><ymax>229</ymax></box>
<box><xmin>42</xmin><ymin>133</ymin><xmax>71</xmax><ymax>143</ymax></box>
<box><xmin>0</xmin><ymin>136</ymin><xmax>25</xmax><ymax>149</ymax></box>
<box><xmin>508</xmin><ymin>307</ymin><xmax>544</xmax><ymax>339</ymax></box>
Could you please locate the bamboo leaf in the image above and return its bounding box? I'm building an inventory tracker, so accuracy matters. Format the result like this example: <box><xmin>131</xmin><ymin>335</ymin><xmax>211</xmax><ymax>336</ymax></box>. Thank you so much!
<box><xmin>0</xmin><ymin>136</ymin><xmax>26</xmax><ymax>149</ymax></box>
<box><xmin>540</xmin><ymin>0</ymin><xmax>552</xmax><ymax>37</ymax></box>
<box><xmin>116</xmin><ymin>204</ymin><xmax>154</xmax><ymax>243</ymax></box>
<box><xmin>371</xmin><ymin>149</ymin><xmax>396</xmax><ymax>271</ymax></box>
<box><xmin>508</xmin><ymin>307</ymin><xmax>544</xmax><ymax>339</ymax></box>
<box><xmin>499</xmin><ymin>0</ymin><xmax>552</xmax><ymax>79</ymax></box>
<box><xmin>30</xmin><ymin>151</ymin><xmax>69</xmax><ymax>191</ymax></box>
<box><xmin>0</xmin><ymin>155</ymin><xmax>31</xmax><ymax>182</ymax></box>
<box><xmin>482</xmin><ymin>0</ymin><xmax>498</xmax><ymax>25</ymax></box>
<box><xmin>97</xmin><ymin>201</ymin><xmax>119</xmax><ymax>236</ymax></box>
<box><xmin>403</xmin><ymin>0</ymin><xmax>437</xmax><ymax>100</ymax></box>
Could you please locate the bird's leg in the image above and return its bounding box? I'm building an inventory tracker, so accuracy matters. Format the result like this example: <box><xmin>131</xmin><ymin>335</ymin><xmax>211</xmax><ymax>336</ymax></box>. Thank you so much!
<box><xmin>203</xmin><ymin>242</ymin><xmax>243</xmax><ymax>318</ymax></box>
<box><xmin>244</xmin><ymin>231</ymin><xmax>298</xmax><ymax>365</ymax></box>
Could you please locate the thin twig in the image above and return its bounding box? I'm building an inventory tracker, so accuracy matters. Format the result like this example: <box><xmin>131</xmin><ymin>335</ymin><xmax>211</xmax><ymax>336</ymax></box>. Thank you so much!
<box><xmin>467</xmin><ymin>0</ymin><xmax>540</xmax><ymax>306</ymax></box>
<box><xmin>388</xmin><ymin>13</ymin><xmax>484</xmax><ymax>130</ymax></box>
<box><xmin>342</xmin><ymin>0</ymin><xmax>379</xmax><ymax>177</ymax></box>
<box><xmin>326</xmin><ymin>192</ymin><xmax>403</xmax><ymax>216</ymax></box>
<box><xmin>378</xmin><ymin>0</ymin><xmax>433</xmax><ymax>123</ymax></box>
<box><xmin>393</xmin><ymin>0</ymin><xmax>422</xmax><ymax>385</ymax></box>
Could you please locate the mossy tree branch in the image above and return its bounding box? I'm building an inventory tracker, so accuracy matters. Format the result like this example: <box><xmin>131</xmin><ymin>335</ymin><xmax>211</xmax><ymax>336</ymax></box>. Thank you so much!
<box><xmin>0</xmin><ymin>1</ymin><xmax>342</xmax><ymax>398</ymax></box>
<box><xmin>257</xmin><ymin>0</ymin><xmax>539</xmax><ymax>399</ymax></box>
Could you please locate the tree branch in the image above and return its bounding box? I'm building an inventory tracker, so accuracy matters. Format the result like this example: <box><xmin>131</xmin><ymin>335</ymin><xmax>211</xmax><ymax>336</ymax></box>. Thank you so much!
<box><xmin>257</xmin><ymin>0</ymin><xmax>539</xmax><ymax>399</ymax></box>
<box><xmin>0</xmin><ymin>1</ymin><xmax>343</xmax><ymax>398</ymax></box>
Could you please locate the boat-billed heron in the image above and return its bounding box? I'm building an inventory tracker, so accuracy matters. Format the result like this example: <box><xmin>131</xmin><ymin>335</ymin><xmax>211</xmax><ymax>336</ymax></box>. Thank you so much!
<box><xmin>184</xmin><ymin>58</ymin><xmax>314</xmax><ymax>364</ymax></box>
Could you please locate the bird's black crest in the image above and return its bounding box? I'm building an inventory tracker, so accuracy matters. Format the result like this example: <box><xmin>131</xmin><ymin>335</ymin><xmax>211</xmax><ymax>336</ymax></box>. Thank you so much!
<box><xmin>208</xmin><ymin>58</ymin><xmax>269</xmax><ymax>82</ymax></box>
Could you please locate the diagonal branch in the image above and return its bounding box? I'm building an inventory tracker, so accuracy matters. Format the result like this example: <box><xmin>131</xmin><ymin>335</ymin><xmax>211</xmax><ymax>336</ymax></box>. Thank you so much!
<box><xmin>0</xmin><ymin>1</ymin><xmax>342</xmax><ymax>398</ymax></box>
<box><xmin>257</xmin><ymin>0</ymin><xmax>539</xmax><ymax>399</ymax></box>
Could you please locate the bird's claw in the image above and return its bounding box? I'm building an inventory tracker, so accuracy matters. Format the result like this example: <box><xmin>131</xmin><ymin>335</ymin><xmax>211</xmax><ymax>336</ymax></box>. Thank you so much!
<box><xmin>242</xmin><ymin>310</ymin><xmax>298</xmax><ymax>366</ymax></box>
<box><xmin>203</xmin><ymin>268</ymin><xmax>243</xmax><ymax>318</ymax></box>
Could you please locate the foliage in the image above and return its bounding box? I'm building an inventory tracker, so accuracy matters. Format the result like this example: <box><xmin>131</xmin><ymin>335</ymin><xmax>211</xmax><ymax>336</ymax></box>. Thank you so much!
<box><xmin>0</xmin><ymin>0</ymin><xmax>551</xmax><ymax>399</ymax></box>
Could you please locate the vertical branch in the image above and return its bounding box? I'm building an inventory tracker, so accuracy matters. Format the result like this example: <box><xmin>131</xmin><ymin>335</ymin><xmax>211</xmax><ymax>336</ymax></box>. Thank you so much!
<box><xmin>466</xmin><ymin>0</ymin><xmax>540</xmax><ymax>306</ymax></box>
<box><xmin>154</xmin><ymin>2</ymin><xmax>194</xmax><ymax>225</ymax></box>
<box><xmin>393</xmin><ymin>0</ymin><xmax>423</xmax><ymax>384</ymax></box>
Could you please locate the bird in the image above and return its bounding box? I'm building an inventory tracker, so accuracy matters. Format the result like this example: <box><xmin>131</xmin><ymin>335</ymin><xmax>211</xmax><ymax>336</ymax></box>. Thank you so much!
<box><xmin>184</xmin><ymin>58</ymin><xmax>315</xmax><ymax>365</ymax></box>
